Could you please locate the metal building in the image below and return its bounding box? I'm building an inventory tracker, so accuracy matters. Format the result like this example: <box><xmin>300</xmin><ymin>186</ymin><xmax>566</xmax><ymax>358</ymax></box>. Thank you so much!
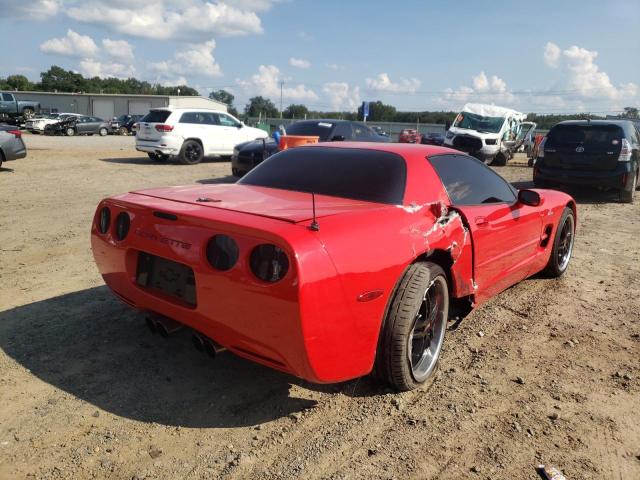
<box><xmin>11</xmin><ymin>91</ymin><xmax>227</xmax><ymax>119</ymax></box>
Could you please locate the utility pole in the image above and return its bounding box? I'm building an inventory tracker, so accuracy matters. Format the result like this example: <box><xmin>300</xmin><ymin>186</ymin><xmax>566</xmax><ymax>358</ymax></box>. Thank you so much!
<box><xmin>279</xmin><ymin>81</ymin><xmax>284</xmax><ymax>118</ymax></box>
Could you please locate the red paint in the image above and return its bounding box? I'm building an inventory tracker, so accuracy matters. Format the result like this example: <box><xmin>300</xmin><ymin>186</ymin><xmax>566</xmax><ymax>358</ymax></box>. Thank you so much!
<box><xmin>91</xmin><ymin>143</ymin><xmax>576</xmax><ymax>383</ymax></box>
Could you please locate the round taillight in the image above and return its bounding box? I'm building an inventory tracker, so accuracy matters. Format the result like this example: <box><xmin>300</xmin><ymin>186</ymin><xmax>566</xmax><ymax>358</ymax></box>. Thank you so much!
<box><xmin>98</xmin><ymin>207</ymin><xmax>110</xmax><ymax>234</ymax></box>
<box><xmin>206</xmin><ymin>235</ymin><xmax>239</xmax><ymax>271</ymax></box>
<box><xmin>115</xmin><ymin>212</ymin><xmax>130</xmax><ymax>240</ymax></box>
<box><xmin>250</xmin><ymin>244</ymin><xmax>289</xmax><ymax>282</ymax></box>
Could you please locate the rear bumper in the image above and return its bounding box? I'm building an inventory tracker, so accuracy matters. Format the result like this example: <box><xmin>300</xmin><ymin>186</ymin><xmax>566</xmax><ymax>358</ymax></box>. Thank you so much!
<box><xmin>534</xmin><ymin>160</ymin><xmax>633</xmax><ymax>188</ymax></box>
<box><xmin>90</xmin><ymin>195</ymin><xmax>374</xmax><ymax>384</ymax></box>
<box><xmin>2</xmin><ymin>139</ymin><xmax>27</xmax><ymax>160</ymax></box>
<box><xmin>136</xmin><ymin>139</ymin><xmax>180</xmax><ymax>156</ymax></box>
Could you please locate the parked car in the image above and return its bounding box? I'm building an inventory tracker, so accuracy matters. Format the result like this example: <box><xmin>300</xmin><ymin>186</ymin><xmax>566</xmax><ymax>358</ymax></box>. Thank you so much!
<box><xmin>44</xmin><ymin>115</ymin><xmax>109</xmax><ymax>136</ymax></box>
<box><xmin>135</xmin><ymin>108</ymin><xmax>268</xmax><ymax>165</ymax></box>
<box><xmin>371</xmin><ymin>125</ymin><xmax>389</xmax><ymax>137</ymax></box>
<box><xmin>421</xmin><ymin>132</ymin><xmax>445</xmax><ymax>146</ymax></box>
<box><xmin>92</xmin><ymin>143</ymin><xmax>576</xmax><ymax>391</ymax></box>
<box><xmin>0</xmin><ymin>124</ymin><xmax>27</xmax><ymax>168</ymax></box>
<box><xmin>534</xmin><ymin>120</ymin><xmax>640</xmax><ymax>203</ymax></box>
<box><xmin>0</xmin><ymin>92</ymin><xmax>40</xmax><ymax>121</ymax></box>
<box><xmin>231</xmin><ymin>119</ymin><xmax>390</xmax><ymax>176</ymax></box>
<box><xmin>399</xmin><ymin>129</ymin><xmax>422</xmax><ymax>144</ymax></box>
<box><xmin>444</xmin><ymin>103</ymin><xmax>529</xmax><ymax>165</ymax></box>
<box><xmin>109</xmin><ymin>114</ymin><xmax>143</xmax><ymax>135</ymax></box>
<box><xmin>25</xmin><ymin>113</ymin><xmax>81</xmax><ymax>134</ymax></box>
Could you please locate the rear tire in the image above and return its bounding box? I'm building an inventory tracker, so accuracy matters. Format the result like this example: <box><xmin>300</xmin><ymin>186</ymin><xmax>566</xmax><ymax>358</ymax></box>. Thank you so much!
<box><xmin>543</xmin><ymin>207</ymin><xmax>575</xmax><ymax>277</ymax></box>
<box><xmin>375</xmin><ymin>262</ymin><xmax>449</xmax><ymax>391</ymax></box>
<box><xmin>99</xmin><ymin>127</ymin><xmax>108</xmax><ymax>137</ymax></box>
<box><xmin>620</xmin><ymin>172</ymin><xmax>636</xmax><ymax>203</ymax></box>
<box><xmin>22</xmin><ymin>108</ymin><xmax>34</xmax><ymax>119</ymax></box>
<box><xmin>179</xmin><ymin>140</ymin><xmax>204</xmax><ymax>165</ymax></box>
<box><xmin>119</xmin><ymin>126</ymin><xmax>129</xmax><ymax>136</ymax></box>
<box><xmin>65</xmin><ymin>127</ymin><xmax>75</xmax><ymax>137</ymax></box>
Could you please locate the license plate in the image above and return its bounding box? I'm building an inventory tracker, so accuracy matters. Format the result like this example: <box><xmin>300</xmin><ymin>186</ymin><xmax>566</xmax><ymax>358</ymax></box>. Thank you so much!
<box><xmin>136</xmin><ymin>252</ymin><xmax>196</xmax><ymax>306</ymax></box>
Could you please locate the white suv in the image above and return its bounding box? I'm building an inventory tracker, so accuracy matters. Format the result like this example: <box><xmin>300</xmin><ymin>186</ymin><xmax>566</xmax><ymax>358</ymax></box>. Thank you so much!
<box><xmin>135</xmin><ymin>108</ymin><xmax>268</xmax><ymax>164</ymax></box>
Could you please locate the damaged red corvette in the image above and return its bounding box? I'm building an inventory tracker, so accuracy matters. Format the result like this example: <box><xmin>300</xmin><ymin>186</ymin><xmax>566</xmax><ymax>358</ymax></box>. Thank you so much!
<box><xmin>91</xmin><ymin>143</ymin><xmax>576</xmax><ymax>391</ymax></box>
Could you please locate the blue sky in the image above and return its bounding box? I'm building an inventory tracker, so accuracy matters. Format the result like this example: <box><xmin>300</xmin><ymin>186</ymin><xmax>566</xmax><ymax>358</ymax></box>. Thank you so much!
<box><xmin>0</xmin><ymin>0</ymin><xmax>638</xmax><ymax>113</ymax></box>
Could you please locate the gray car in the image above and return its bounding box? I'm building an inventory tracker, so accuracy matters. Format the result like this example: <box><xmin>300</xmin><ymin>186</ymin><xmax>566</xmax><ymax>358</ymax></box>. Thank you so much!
<box><xmin>0</xmin><ymin>124</ymin><xmax>27</xmax><ymax>168</ymax></box>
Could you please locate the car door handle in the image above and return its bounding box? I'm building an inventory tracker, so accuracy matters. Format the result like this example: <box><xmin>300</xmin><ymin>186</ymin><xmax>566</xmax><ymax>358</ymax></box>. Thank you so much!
<box><xmin>475</xmin><ymin>216</ymin><xmax>488</xmax><ymax>227</ymax></box>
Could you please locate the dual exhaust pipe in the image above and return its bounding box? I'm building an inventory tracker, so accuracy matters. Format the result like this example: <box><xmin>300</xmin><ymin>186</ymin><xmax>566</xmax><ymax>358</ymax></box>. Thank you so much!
<box><xmin>191</xmin><ymin>332</ymin><xmax>225</xmax><ymax>358</ymax></box>
<box><xmin>145</xmin><ymin>313</ymin><xmax>225</xmax><ymax>357</ymax></box>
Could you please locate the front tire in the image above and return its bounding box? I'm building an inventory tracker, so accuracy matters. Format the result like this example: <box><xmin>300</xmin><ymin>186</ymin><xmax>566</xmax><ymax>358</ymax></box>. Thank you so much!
<box><xmin>376</xmin><ymin>262</ymin><xmax>449</xmax><ymax>391</ymax></box>
<box><xmin>543</xmin><ymin>207</ymin><xmax>575</xmax><ymax>277</ymax></box>
<box><xmin>119</xmin><ymin>126</ymin><xmax>129</xmax><ymax>136</ymax></box>
<box><xmin>492</xmin><ymin>152</ymin><xmax>507</xmax><ymax>166</ymax></box>
<box><xmin>99</xmin><ymin>127</ymin><xmax>108</xmax><ymax>137</ymax></box>
<box><xmin>66</xmin><ymin>127</ymin><xmax>75</xmax><ymax>137</ymax></box>
<box><xmin>178</xmin><ymin>140</ymin><xmax>204</xmax><ymax>165</ymax></box>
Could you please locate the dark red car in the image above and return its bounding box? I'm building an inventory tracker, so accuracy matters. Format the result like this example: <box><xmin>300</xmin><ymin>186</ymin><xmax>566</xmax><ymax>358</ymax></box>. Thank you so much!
<box><xmin>399</xmin><ymin>128</ymin><xmax>422</xmax><ymax>143</ymax></box>
<box><xmin>91</xmin><ymin>143</ymin><xmax>576</xmax><ymax>391</ymax></box>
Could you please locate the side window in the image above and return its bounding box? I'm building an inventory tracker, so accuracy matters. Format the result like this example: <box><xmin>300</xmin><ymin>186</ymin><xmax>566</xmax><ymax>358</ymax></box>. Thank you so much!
<box><xmin>2</xmin><ymin>93</ymin><xmax>14</xmax><ymax>101</ymax></box>
<box><xmin>331</xmin><ymin>122</ymin><xmax>352</xmax><ymax>140</ymax></box>
<box><xmin>429</xmin><ymin>154</ymin><xmax>516</xmax><ymax>205</ymax></box>
<box><xmin>218</xmin><ymin>113</ymin><xmax>239</xmax><ymax>127</ymax></box>
<box><xmin>352</xmin><ymin>123</ymin><xmax>372</xmax><ymax>140</ymax></box>
<box><xmin>181</xmin><ymin>112</ymin><xmax>216</xmax><ymax>124</ymax></box>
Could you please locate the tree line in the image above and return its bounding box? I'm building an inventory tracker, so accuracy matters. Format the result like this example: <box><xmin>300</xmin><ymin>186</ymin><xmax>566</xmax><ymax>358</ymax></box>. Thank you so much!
<box><xmin>0</xmin><ymin>65</ymin><xmax>199</xmax><ymax>97</ymax></box>
<box><xmin>2</xmin><ymin>66</ymin><xmax>637</xmax><ymax>128</ymax></box>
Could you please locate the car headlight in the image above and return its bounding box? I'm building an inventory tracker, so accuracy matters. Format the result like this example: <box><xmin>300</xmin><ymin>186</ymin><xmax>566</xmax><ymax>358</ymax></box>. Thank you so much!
<box><xmin>445</xmin><ymin>131</ymin><xmax>454</xmax><ymax>140</ymax></box>
<box><xmin>250</xmin><ymin>244</ymin><xmax>289</xmax><ymax>282</ymax></box>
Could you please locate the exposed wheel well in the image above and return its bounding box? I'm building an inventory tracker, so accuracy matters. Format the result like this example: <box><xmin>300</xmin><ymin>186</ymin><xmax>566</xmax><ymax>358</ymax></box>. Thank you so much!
<box><xmin>415</xmin><ymin>250</ymin><xmax>454</xmax><ymax>292</ymax></box>
<box><xmin>0</xmin><ymin>148</ymin><xmax>5</xmax><ymax>162</ymax></box>
<box><xmin>184</xmin><ymin>138</ymin><xmax>203</xmax><ymax>147</ymax></box>
<box><xmin>566</xmin><ymin>200</ymin><xmax>577</xmax><ymax>223</ymax></box>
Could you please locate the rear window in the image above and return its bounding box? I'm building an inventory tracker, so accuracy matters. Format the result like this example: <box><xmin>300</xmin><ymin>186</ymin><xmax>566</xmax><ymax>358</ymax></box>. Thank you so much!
<box><xmin>239</xmin><ymin>146</ymin><xmax>406</xmax><ymax>204</ymax></box>
<box><xmin>140</xmin><ymin>110</ymin><xmax>171</xmax><ymax>123</ymax></box>
<box><xmin>286</xmin><ymin>121</ymin><xmax>335</xmax><ymax>141</ymax></box>
<box><xmin>547</xmin><ymin>124</ymin><xmax>624</xmax><ymax>147</ymax></box>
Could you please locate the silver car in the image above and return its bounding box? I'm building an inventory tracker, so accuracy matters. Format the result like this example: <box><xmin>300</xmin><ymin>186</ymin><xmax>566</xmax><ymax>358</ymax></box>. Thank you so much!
<box><xmin>0</xmin><ymin>124</ymin><xmax>27</xmax><ymax>168</ymax></box>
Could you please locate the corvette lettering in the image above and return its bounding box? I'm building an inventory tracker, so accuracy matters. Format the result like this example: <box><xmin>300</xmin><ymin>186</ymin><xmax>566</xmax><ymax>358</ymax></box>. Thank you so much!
<box><xmin>134</xmin><ymin>228</ymin><xmax>191</xmax><ymax>250</ymax></box>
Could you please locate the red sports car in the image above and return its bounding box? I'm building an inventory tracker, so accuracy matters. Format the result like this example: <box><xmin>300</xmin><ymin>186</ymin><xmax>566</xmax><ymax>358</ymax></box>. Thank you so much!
<box><xmin>91</xmin><ymin>143</ymin><xmax>576</xmax><ymax>391</ymax></box>
<box><xmin>398</xmin><ymin>128</ymin><xmax>422</xmax><ymax>144</ymax></box>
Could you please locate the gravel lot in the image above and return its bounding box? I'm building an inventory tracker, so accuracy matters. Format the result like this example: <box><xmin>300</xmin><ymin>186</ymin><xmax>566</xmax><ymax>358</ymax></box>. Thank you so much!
<box><xmin>1</xmin><ymin>134</ymin><xmax>639</xmax><ymax>480</ymax></box>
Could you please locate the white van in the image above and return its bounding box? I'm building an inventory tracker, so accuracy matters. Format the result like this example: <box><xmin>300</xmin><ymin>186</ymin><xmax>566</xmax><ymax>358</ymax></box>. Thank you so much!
<box><xmin>444</xmin><ymin>103</ymin><xmax>530</xmax><ymax>165</ymax></box>
<box><xmin>135</xmin><ymin>108</ymin><xmax>268</xmax><ymax>164</ymax></box>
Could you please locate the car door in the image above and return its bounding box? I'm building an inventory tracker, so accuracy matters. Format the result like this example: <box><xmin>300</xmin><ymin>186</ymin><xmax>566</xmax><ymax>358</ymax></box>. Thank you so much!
<box><xmin>75</xmin><ymin>116</ymin><xmax>90</xmax><ymax>133</ymax></box>
<box><xmin>0</xmin><ymin>93</ymin><xmax>15</xmax><ymax>115</ymax></box>
<box><xmin>428</xmin><ymin>154</ymin><xmax>543</xmax><ymax>300</ymax></box>
<box><xmin>178</xmin><ymin>111</ymin><xmax>214</xmax><ymax>154</ymax></box>
<box><xmin>215</xmin><ymin>113</ymin><xmax>243</xmax><ymax>152</ymax></box>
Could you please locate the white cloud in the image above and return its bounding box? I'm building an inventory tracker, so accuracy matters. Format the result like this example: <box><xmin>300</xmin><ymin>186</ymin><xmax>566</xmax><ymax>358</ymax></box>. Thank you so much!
<box><xmin>237</xmin><ymin>65</ymin><xmax>318</xmax><ymax>102</ymax></box>
<box><xmin>443</xmin><ymin>71</ymin><xmax>515</xmax><ymax>106</ymax></box>
<box><xmin>40</xmin><ymin>29</ymin><xmax>99</xmax><ymax>58</ymax></box>
<box><xmin>289</xmin><ymin>57</ymin><xmax>311</xmax><ymax>69</ymax></box>
<box><xmin>365</xmin><ymin>73</ymin><xmax>421</xmax><ymax>93</ymax></box>
<box><xmin>65</xmin><ymin>1</ymin><xmax>269</xmax><ymax>41</ymax></box>
<box><xmin>544</xmin><ymin>43</ymin><xmax>638</xmax><ymax>103</ymax></box>
<box><xmin>78</xmin><ymin>59</ymin><xmax>135</xmax><ymax>79</ymax></box>
<box><xmin>544</xmin><ymin>42</ymin><xmax>561</xmax><ymax>68</ymax></box>
<box><xmin>325</xmin><ymin>63</ymin><xmax>341</xmax><ymax>71</ymax></box>
<box><xmin>323</xmin><ymin>82</ymin><xmax>361</xmax><ymax>111</ymax></box>
<box><xmin>102</xmin><ymin>38</ymin><xmax>134</xmax><ymax>63</ymax></box>
<box><xmin>0</xmin><ymin>0</ymin><xmax>61</xmax><ymax>19</ymax></box>
<box><xmin>150</xmin><ymin>40</ymin><xmax>222</xmax><ymax>79</ymax></box>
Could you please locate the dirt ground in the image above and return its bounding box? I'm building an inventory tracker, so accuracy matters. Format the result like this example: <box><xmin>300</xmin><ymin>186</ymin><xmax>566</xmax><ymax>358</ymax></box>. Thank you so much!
<box><xmin>1</xmin><ymin>134</ymin><xmax>639</xmax><ymax>480</ymax></box>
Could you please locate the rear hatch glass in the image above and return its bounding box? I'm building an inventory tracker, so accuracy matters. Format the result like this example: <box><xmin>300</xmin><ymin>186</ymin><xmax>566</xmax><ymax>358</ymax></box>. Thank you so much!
<box><xmin>138</xmin><ymin>110</ymin><xmax>171</xmax><ymax>141</ymax></box>
<box><xmin>544</xmin><ymin>124</ymin><xmax>623</xmax><ymax>171</ymax></box>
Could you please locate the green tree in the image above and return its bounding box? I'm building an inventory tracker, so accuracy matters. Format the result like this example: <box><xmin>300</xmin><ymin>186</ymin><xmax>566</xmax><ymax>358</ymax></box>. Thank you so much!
<box><xmin>40</xmin><ymin>65</ymin><xmax>87</xmax><ymax>92</ymax></box>
<box><xmin>358</xmin><ymin>101</ymin><xmax>396</xmax><ymax>121</ymax></box>
<box><xmin>621</xmin><ymin>107</ymin><xmax>639</xmax><ymax>119</ymax></box>
<box><xmin>245</xmin><ymin>96</ymin><xmax>278</xmax><ymax>118</ymax></box>
<box><xmin>283</xmin><ymin>104</ymin><xmax>309</xmax><ymax>119</ymax></box>
<box><xmin>209</xmin><ymin>89</ymin><xmax>234</xmax><ymax>105</ymax></box>
<box><xmin>5</xmin><ymin>75</ymin><xmax>34</xmax><ymax>91</ymax></box>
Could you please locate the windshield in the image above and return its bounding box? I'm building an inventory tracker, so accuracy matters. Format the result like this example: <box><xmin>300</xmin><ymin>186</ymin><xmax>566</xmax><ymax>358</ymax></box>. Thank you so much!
<box><xmin>547</xmin><ymin>124</ymin><xmax>623</xmax><ymax>147</ymax></box>
<box><xmin>285</xmin><ymin>121</ymin><xmax>335</xmax><ymax>141</ymax></box>
<box><xmin>116</xmin><ymin>115</ymin><xmax>129</xmax><ymax>122</ymax></box>
<box><xmin>453</xmin><ymin>112</ymin><xmax>505</xmax><ymax>134</ymax></box>
<box><xmin>239</xmin><ymin>146</ymin><xmax>406</xmax><ymax>204</ymax></box>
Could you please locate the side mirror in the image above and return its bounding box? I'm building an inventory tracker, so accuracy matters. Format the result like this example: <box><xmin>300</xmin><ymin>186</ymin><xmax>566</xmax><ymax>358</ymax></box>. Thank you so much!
<box><xmin>518</xmin><ymin>189</ymin><xmax>542</xmax><ymax>207</ymax></box>
<box><xmin>331</xmin><ymin>135</ymin><xmax>345</xmax><ymax>141</ymax></box>
<box><xmin>236</xmin><ymin>123</ymin><xmax>243</xmax><ymax>128</ymax></box>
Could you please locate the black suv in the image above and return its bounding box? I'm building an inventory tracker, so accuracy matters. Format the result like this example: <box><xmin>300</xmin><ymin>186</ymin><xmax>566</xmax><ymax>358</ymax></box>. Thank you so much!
<box><xmin>534</xmin><ymin>120</ymin><xmax>640</xmax><ymax>203</ymax></box>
